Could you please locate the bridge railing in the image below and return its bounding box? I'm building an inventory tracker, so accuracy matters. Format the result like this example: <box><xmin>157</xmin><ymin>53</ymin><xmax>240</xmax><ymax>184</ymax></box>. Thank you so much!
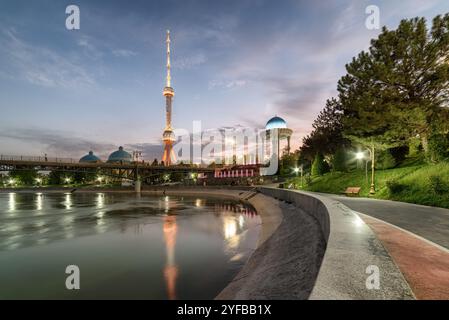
<box><xmin>0</xmin><ymin>155</ymin><xmax>77</xmax><ymax>163</ymax></box>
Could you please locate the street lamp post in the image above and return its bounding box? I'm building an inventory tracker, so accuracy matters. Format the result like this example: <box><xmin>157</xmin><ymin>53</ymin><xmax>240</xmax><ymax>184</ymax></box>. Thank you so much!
<box><xmin>356</xmin><ymin>147</ymin><xmax>376</xmax><ymax>195</ymax></box>
<box><xmin>369</xmin><ymin>145</ymin><xmax>375</xmax><ymax>195</ymax></box>
<box><xmin>293</xmin><ymin>165</ymin><xmax>304</xmax><ymax>189</ymax></box>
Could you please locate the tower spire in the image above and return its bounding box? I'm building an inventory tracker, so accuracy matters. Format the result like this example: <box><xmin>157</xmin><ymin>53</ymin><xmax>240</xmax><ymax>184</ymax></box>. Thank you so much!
<box><xmin>162</xmin><ymin>30</ymin><xmax>175</xmax><ymax>166</ymax></box>
<box><xmin>166</xmin><ymin>30</ymin><xmax>171</xmax><ymax>88</ymax></box>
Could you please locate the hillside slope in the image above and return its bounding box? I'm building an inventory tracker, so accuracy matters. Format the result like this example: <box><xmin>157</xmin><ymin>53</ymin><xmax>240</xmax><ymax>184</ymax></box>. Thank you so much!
<box><xmin>289</xmin><ymin>162</ymin><xmax>449</xmax><ymax>209</ymax></box>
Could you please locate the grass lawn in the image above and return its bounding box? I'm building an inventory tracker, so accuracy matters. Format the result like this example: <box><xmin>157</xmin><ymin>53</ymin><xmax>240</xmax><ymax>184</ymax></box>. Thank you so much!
<box><xmin>287</xmin><ymin>160</ymin><xmax>449</xmax><ymax>209</ymax></box>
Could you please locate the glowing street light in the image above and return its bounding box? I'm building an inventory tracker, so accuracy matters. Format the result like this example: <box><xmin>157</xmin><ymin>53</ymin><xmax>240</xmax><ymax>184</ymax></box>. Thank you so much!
<box><xmin>8</xmin><ymin>179</ymin><xmax>15</xmax><ymax>186</ymax></box>
<box><xmin>97</xmin><ymin>176</ymin><xmax>104</xmax><ymax>183</ymax></box>
<box><xmin>35</xmin><ymin>178</ymin><xmax>42</xmax><ymax>185</ymax></box>
<box><xmin>356</xmin><ymin>152</ymin><xmax>364</xmax><ymax>160</ymax></box>
<box><xmin>354</xmin><ymin>148</ymin><xmax>375</xmax><ymax>194</ymax></box>
<box><xmin>293</xmin><ymin>166</ymin><xmax>303</xmax><ymax>188</ymax></box>
<box><xmin>64</xmin><ymin>177</ymin><xmax>71</xmax><ymax>184</ymax></box>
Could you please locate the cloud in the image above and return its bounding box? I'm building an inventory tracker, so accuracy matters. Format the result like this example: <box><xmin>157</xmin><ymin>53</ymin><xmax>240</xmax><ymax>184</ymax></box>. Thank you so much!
<box><xmin>0</xmin><ymin>126</ymin><xmax>166</xmax><ymax>161</ymax></box>
<box><xmin>0</xmin><ymin>29</ymin><xmax>95</xmax><ymax>88</ymax></box>
<box><xmin>124</xmin><ymin>142</ymin><xmax>163</xmax><ymax>161</ymax></box>
<box><xmin>208</xmin><ymin>79</ymin><xmax>247</xmax><ymax>89</ymax></box>
<box><xmin>77</xmin><ymin>36</ymin><xmax>103</xmax><ymax>60</ymax></box>
<box><xmin>0</xmin><ymin>127</ymin><xmax>115</xmax><ymax>159</ymax></box>
<box><xmin>112</xmin><ymin>49</ymin><xmax>138</xmax><ymax>58</ymax></box>
<box><xmin>173</xmin><ymin>53</ymin><xmax>206</xmax><ymax>69</ymax></box>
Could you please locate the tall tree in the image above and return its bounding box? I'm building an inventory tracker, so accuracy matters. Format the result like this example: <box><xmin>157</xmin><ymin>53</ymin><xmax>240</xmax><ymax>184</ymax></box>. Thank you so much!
<box><xmin>300</xmin><ymin>98</ymin><xmax>349</xmax><ymax>160</ymax></box>
<box><xmin>338</xmin><ymin>15</ymin><xmax>449</xmax><ymax>160</ymax></box>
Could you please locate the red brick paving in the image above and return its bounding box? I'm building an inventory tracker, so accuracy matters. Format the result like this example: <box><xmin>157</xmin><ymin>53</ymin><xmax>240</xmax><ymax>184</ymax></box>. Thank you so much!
<box><xmin>360</xmin><ymin>214</ymin><xmax>449</xmax><ymax>300</ymax></box>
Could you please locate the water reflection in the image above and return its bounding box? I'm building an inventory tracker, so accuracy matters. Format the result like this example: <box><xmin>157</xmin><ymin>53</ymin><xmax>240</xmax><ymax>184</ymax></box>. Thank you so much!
<box><xmin>64</xmin><ymin>193</ymin><xmax>72</xmax><ymax>210</ymax></box>
<box><xmin>36</xmin><ymin>193</ymin><xmax>43</xmax><ymax>211</ymax></box>
<box><xmin>239</xmin><ymin>215</ymin><xmax>245</xmax><ymax>229</ymax></box>
<box><xmin>0</xmin><ymin>193</ymin><xmax>261</xmax><ymax>299</ymax></box>
<box><xmin>223</xmin><ymin>216</ymin><xmax>237</xmax><ymax>239</ymax></box>
<box><xmin>8</xmin><ymin>193</ymin><xmax>15</xmax><ymax>213</ymax></box>
<box><xmin>163</xmin><ymin>215</ymin><xmax>178</xmax><ymax>300</ymax></box>
<box><xmin>195</xmin><ymin>198</ymin><xmax>203</xmax><ymax>207</ymax></box>
<box><xmin>96</xmin><ymin>193</ymin><xmax>104</xmax><ymax>209</ymax></box>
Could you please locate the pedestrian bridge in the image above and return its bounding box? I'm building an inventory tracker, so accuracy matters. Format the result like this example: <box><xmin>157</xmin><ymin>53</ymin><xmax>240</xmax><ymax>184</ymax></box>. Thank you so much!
<box><xmin>0</xmin><ymin>154</ymin><xmax>214</xmax><ymax>182</ymax></box>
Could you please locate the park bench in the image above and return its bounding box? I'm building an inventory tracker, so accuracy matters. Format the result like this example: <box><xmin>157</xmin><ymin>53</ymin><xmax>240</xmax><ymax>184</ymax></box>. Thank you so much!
<box><xmin>344</xmin><ymin>187</ymin><xmax>361</xmax><ymax>197</ymax></box>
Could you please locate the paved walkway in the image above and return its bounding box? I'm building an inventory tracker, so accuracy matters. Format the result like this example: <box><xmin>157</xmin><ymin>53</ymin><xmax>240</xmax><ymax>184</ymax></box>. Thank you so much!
<box><xmin>323</xmin><ymin>195</ymin><xmax>449</xmax><ymax>250</ymax></box>
<box><xmin>315</xmin><ymin>193</ymin><xmax>449</xmax><ymax>299</ymax></box>
<box><xmin>360</xmin><ymin>214</ymin><xmax>449</xmax><ymax>299</ymax></box>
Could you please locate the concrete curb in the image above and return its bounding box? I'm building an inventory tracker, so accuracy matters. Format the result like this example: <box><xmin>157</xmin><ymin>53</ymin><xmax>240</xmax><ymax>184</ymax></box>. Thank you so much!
<box><xmin>257</xmin><ymin>188</ymin><xmax>414</xmax><ymax>300</ymax></box>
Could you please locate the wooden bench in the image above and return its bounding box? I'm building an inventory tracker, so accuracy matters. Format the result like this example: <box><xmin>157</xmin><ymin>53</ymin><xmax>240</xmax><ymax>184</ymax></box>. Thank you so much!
<box><xmin>344</xmin><ymin>187</ymin><xmax>361</xmax><ymax>197</ymax></box>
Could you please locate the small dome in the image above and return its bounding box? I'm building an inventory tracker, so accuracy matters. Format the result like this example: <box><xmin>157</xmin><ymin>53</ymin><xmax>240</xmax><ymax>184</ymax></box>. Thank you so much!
<box><xmin>79</xmin><ymin>151</ymin><xmax>101</xmax><ymax>163</ymax></box>
<box><xmin>266</xmin><ymin>116</ymin><xmax>287</xmax><ymax>130</ymax></box>
<box><xmin>107</xmin><ymin>146</ymin><xmax>132</xmax><ymax>163</ymax></box>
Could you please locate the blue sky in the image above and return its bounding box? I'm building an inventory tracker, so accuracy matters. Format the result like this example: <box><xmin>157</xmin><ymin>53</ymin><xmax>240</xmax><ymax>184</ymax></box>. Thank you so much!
<box><xmin>0</xmin><ymin>0</ymin><xmax>448</xmax><ymax>160</ymax></box>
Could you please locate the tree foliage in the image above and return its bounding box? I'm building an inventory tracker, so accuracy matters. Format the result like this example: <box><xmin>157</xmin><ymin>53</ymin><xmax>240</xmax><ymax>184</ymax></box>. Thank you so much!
<box><xmin>300</xmin><ymin>98</ymin><xmax>349</xmax><ymax>160</ymax></box>
<box><xmin>311</xmin><ymin>153</ymin><xmax>327</xmax><ymax>176</ymax></box>
<box><xmin>338</xmin><ymin>15</ymin><xmax>449</xmax><ymax>158</ymax></box>
<box><xmin>9</xmin><ymin>169</ymin><xmax>38</xmax><ymax>185</ymax></box>
<box><xmin>332</xmin><ymin>148</ymin><xmax>348</xmax><ymax>172</ymax></box>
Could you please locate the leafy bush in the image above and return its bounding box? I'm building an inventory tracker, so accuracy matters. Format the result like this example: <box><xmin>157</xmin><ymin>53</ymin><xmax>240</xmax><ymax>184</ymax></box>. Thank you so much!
<box><xmin>9</xmin><ymin>169</ymin><xmax>38</xmax><ymax>185</ymax></box>
<box><xmin>429</xmin><ymin>133</ymin><xmax>449</xmax><ymax>162</ymax></box>
<box><xmin>386</xmin><ymin>180</ymin><xmax>406</xmax><ymax>195</ymax></box>
<box><xmin>311</xmin><ymin>154</ymin><xmax>325</xmax><ymax>176</ymax></box>
<box><xmin>376</xmin><ymin>151</ymin><xmax>396</xmax><ymax>170</ymax></box>
<box><xmin>428</xmin><ymin>175</ymin><xmax>447</xmax><ymax>195</ymax></box>
<box><xmin>332</xmin><ymin>148</ymin><xmax>347</xmax><ymax>172</ymax></box>
<box><xmin>305</xmin><ymin>173</ymin><xmax>313</xmax><ymax>186</ymax></box>
<box><xmin>408</xmin><ymin>138</ymin><xmax>423</xmax><ymax>157</ymax></box>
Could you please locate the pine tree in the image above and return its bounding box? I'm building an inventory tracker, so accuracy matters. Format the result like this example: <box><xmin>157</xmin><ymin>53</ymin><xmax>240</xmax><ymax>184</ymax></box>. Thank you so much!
<box><xmin>311</xmin><ymin>154</ymin><xmax>325</xmax><ymax>176</ymax></box>
<box><xmin>338</xmin><ymin>15</ymin><xmax>449</xmax><ymax>160</ymax></box>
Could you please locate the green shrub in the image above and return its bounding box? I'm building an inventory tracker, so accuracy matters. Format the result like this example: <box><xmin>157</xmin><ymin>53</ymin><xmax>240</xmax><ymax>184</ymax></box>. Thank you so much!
<box><xmin>376</xmin><ymin>151</ymin><xmax>396</xmax><ymax>170</ymax></box>
<box><xmin>332</xmin><ymin>149</ymin><xmax>347</xmax><ymax>172</ymax></box>
<box><xmin>429</xmin><ymin>134</ymin><xmax>449</xmax><ymax>162</ymax></box>
<box><xmin>428</xmin><ymin>175</ymin><xmax>447</xmax><ymax>195</ymax></box>
<box><xmin>312</xmin><ymin>154</ymin><xmax>325</xmax><ymax>176</ymax></box>
<box><xmin>408</xmin><ymin>138</ymin><xmax>422</xmax><ymax>157</ymax></box>
<box><xmin>386</xmin><ymin>180</ymin><xmax>406</xmax><ymax>195</ymax></box>
<box><xmin>305</xmin><ymin>174</ymin><xmax>313</xmax><ymax>186</ymax></box>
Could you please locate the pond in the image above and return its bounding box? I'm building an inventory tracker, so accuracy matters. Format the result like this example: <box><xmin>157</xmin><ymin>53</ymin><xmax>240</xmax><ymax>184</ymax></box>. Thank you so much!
<box><xmin>0</xmin><ymin>192</ymin><xmax>261</xmax><ymax>299</ymax></box>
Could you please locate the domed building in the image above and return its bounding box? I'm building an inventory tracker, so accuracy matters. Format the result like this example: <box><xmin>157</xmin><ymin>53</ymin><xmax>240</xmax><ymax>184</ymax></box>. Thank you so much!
<box><xmin>79</xmin><ymin>151</ymin><xmax>102</xmax><ymax>163</ymax></box>
<box><xmin>265</xmin><ymin>115</ymin><xmax>293</xmax><ymax>155</ymax></box>
<box><xmin>266</xmin><ymin>116</ymin><xmax>288</xmax><ymax>130</ymax></box>
<box><xmin>107</xmin><ymin>146</ymin><xmax>132</xmax><ymax>164</ymax></box>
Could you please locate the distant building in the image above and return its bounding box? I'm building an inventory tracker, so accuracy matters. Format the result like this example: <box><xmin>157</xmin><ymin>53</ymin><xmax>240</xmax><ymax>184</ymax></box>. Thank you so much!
<box><xmin>79</xmin><ymin>151</ymin><xmax>102</xmax><ymax>163</ymax></box>
<box><xmin>266</xmin><ymin>116</ymin><xmax>288</xmax><ymax>130</ymax></box>
<box><xmin>265</xmin><ymin>115</ymin><xmax>293</xmax><ymax>155</ymax></box>
<box><xmin>107</xmin><ymin>146</ymin><xmax>132</xmax><ymax>164</ymax></box>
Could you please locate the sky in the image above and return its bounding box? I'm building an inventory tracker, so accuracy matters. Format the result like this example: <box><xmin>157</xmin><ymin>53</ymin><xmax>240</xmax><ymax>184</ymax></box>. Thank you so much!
<box><xmin>0</xmin><ymin>0</ymin><xmax>448</xmax><ymax>161</ymax></box>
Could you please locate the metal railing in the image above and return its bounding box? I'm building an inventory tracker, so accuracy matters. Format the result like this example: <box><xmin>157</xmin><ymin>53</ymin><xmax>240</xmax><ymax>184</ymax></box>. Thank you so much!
<box><xmin>0</xmin><ymin>155</ymin><xmax>77</xmax><ymax>163</ymax></box>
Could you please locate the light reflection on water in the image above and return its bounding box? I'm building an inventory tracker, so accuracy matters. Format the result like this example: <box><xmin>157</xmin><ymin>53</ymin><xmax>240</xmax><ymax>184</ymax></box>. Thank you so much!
<box><xmin>163</xmin><ymin>215</ymin><xmax>178</xmax><ymax>300</ymax></box>
<box><xmin>0</xmin><ymin>192</ymin><xmax>260</xmax><ymax>299</ymax></box>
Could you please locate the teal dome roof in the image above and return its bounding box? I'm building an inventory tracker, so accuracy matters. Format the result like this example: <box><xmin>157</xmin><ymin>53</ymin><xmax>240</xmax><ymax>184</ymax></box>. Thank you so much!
<box><xmin>79</xmin><ymin>151</ymin><xmax>101</xmax><ymax>163</ymax></box>
<box><xmin>266</xmin><ymin>116</ymin><xmax>287</xmax><ymax>130</ymax></box>
<box><xmin>107</xmin><ymin>146</ymin><xmax>132</xmax><ymax>163</ymax></box>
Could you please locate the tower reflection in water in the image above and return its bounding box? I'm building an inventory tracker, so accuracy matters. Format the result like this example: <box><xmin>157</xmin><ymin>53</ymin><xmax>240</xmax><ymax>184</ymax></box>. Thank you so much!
<box><xmin>163</xmin><ymin>214</ymin><xmax>178</xmax><ymax>300</ymax></box>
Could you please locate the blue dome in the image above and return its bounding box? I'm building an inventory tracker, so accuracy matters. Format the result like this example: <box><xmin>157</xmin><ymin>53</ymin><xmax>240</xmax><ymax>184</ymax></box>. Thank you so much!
<box><xmin>266</xmin><ymin>116</ymin><xmax>287</xmax><ymax>130</ymax></box>
<box><xmin>79</xmin><ymin>151</ymin><xmax>101</xmax><ymax>163</ymax></box>
<box><xmin>107</xmin><ymin>146</ymin><xmax>132</xmax><ymax>163</ymax></box>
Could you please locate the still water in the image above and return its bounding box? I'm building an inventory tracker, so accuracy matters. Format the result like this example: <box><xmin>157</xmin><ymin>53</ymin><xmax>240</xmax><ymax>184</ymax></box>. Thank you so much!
<box><xmin>0</xmin><ymin>192</ymin><xmax>261</xmax><ymax>299</ymax></box>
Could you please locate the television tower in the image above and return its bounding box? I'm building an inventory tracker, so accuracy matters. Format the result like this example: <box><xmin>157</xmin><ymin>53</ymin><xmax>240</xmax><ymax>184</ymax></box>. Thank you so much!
<box><xmin>162</xmin><ymin>30</ymin><xmax>176</xmax><ymax>166</ymax></box>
